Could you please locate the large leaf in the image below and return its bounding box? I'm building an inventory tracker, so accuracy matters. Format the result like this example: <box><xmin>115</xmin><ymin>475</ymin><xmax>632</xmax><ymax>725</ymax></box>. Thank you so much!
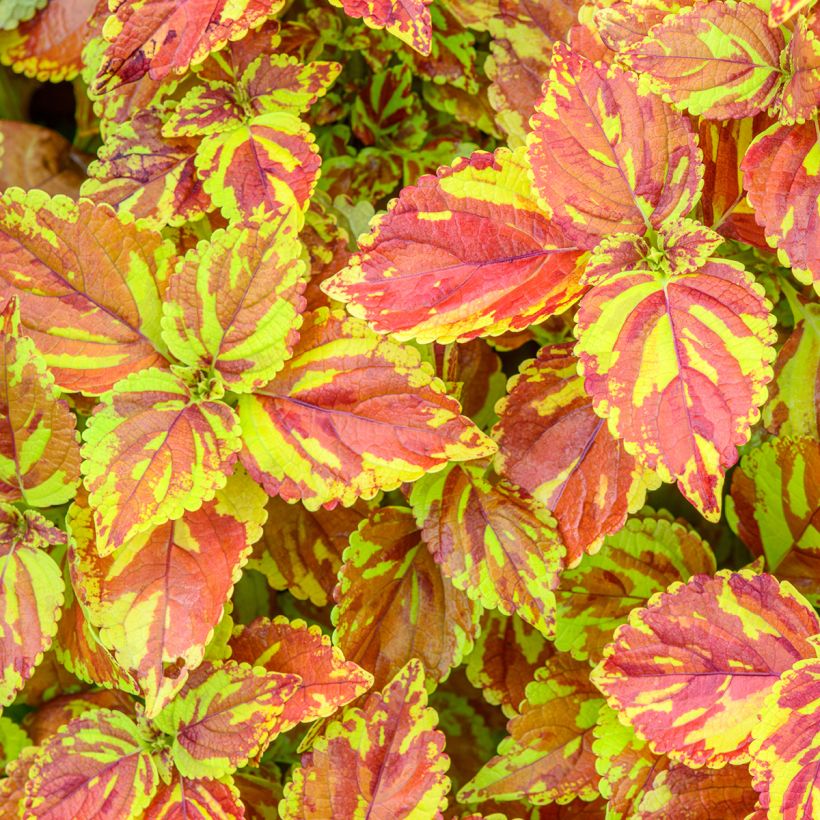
<box><xmin>69</xmin><ymin>470</ymin><xmax>266</xmax><ymax>717</ymax></box>
<box><xmin>83</xmin><ymin>108</ymin><xmax>210</xmax><ymax>229</ymax></box>
<box><xmin>280</xmin><ymin>658</ymin><xmax>450</xmax><ymax>819</ymax></box>
<box><xmin>246</xmin><ymin>496</ymin><xmax>371</xmax><ymax>607</ymax></box>
<box><xmin>229</xmin><ymin>616</ymin><xmax>373</xmax><ymax>732</ymax></box>
<box><xmin>728</xmin><ymin>435</ymin><xmax>819</xmax><ymax>573</ymax></box>
<box><xmin>575</xmin><ymin>247</ymin><xmax>776</xmax><ymax>520</ymax></box>
<box><xmin>323</xmin><ymin>147</ymin><xmax>584</xmax><ymax>344</ymax></box>
<box><xmin>763</xmin><ymin>300</ymin><xmax>819</xmax><ymax>438</ymax></box>
<box><xmin>621</xmin><ymin>1</ymin><xmax>784</xmax><ymax>119</ymax></box>
<box><xmin>0</xmin><ymin>299</ymin><xmax>79</xmax><ymax>507</ymax></box>
<box><xmin>527</xmin><ymin>43</ymin><xmax>702</xmax><ymax>248</ymax></box>
<box><xmin>0</xmin><ymin>189</ymin><xmax>169</xmax><ymax>393</ymax></box>
<box><xmin>742</xmin><ymin>121</ymin><xmax>820</xmax><ymax>294</ymax></box>
<box><xmin>0</xmin><ymin>0</ymin><xmax>101</xmax><ymax>82</ymax></box>
<box><xmin>493</xmin><ymin>342</ymin><xmax>658</xmax><ymax>564</ymax></box>
<box><xmin>0</xmin><ymin>504</ymin><xmax>64</xmax><ymax>710</ymax></box>
<box><xmin>749</xmin><ymin>657</ymin><xmax>820</xmax><ymax>818</ymax></box>
<box><xmin>779</xmin><ymin>10</ymin><xmax>820</xmax><ymax>124</ymax></box>
<box><xmin>81</xmin><ymin>367</ymin><xmax>242</xmax><ymax>553</ymax></box>
<box><xmin>459</xmin><ymin>653</ymin><xmax>602</xmax><ymax>805</ymax></box>
<box><xmin>22</xmin><ymin>709</ymin><xmax>158</xmax><ymax>818</ymax></box>
<box><xmin>328</xmin><ymin>0</ymin><xmax>433</xmax><ymax>54</ymax></box>
<box><xmin>411</xmin><ymin>461</ymin><xmax>564</xmax><ymax>638</ymax></box>
<box><xmin>143</xmin><ymin>771</ymin><xmax>243</xmax><ymax>820</ymax></box>
<box><xmin>162</xmin><ymin>216</ymin><xmax>305</xmax><ymax>392</ymax></box>
<box><xmin>91</xmin><ymin>0</ymin><xmax>288</xmax><ymax>92</ymax></box>
<box><xmin>237</xmin><ymin>308</ymin><xmax>495</xmax><ymax>510</ymax></box>
<box><xmin>591</xmin><ymin>571</ymin><xmax>820</xmax><ymax>767</ymax></box>
<box><xmin>555</xmin><ymin>511</ymin><xmax>716</xmax><ymax>662</ymax></box>
<box><xmin>465</xmin><ymin>609</ymin><xmax>555</xmax><ymax>718</ymax></box>
<box><xmin>333</xmin><ymin>506</ymin><xmax>479</xmax><ymax>689</ymax></box>
<box><xmin>152</xmin><ymin>660</ymin><xmax>300</xmax><ymax>780</ymax></box>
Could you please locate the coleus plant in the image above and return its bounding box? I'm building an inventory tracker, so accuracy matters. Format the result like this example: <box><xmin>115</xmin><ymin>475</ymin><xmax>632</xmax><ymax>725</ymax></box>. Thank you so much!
<box><xmin>0</xmin><ymin>0</ymin><xmax>816</xmax><ymax>818</ymax></box>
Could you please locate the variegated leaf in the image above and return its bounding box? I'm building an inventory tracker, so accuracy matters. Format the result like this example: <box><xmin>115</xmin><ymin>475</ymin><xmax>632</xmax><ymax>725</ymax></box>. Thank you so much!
<box><xmin>0</xmin><ymin>189</ymin><xmax>170</xmax><ymax>394</ymax></box>
<box><xmin>91</xmin><ymin>0</ymin><xmax>288</xmax><ymax>92</ymax></box>
<box><xmin>144</xmin><ymin>771</ymin><xmax>244</xmax><ymax>819</ymax></box>
<box><xmin>152</xmin><ymin>660</ymin><xmax>300</xmax><ymax>780</ymax></box>
<box><xmin>555</xmin><ymin>511</ymin><xmax>716</xmax><ymax>662</ymax></box>
<box><xmin>411</xmin><ymin>461</ymin><xmax>564</xmax><ymax>638</ymax></box>
<box><xmin>22</xmin><ymin>709</ymin><xmax>159</xmax><ymax>818</ymax></box>
<box><xmin>0</xmin><ymin>504</ymin><xmax>64</xmax><ymax>710</ymax></box>
<box><xmin>575</xmin><ymin>246</ymin><xmax>776</xmax><ymax>521</ymax></box>
<box><xmin>81</xmin><ymin>367</ymin><xmax>242</xmax><ymax>553</ymax></box>
<box><xmin>229</xmin><ymin>616</ymin><xmax>373</xmax><ymax>732</ymax></box>
<box><xmin>280</xmin><ymin>659</ymin><xmax>450</xmax><ymax>818</ymax></box>
<box><xmin>237</xmin><ymin>308</ymin><xmax>495</xmax><ymax>510</ymax></box>
<box><xmin>621</xmin><ymin>1</ymin><xmax>784</xmax><ymax>120</ymax></box>
<box><xmin>459</xmin><ymin>653</ymin><xmax>602</xmax><ymax>805</ymax></box>
<box><xmin>493</xmin><ymin>342</ymin><xmax>659</xmax><ymax>564</ymax></box>
<box><xmin>333</xmin><ymin>506</ymin><xmax>479</xmax><ymax>689</ymax></box>
<box><xmin>69</xmin><ymin>470</ymin><xmax>266</xmax><ymax>717</ymax></box>
<box><xmin>328</xmin><ymin>0</ymin><xmax>433</xmax><ymax>54</ymax></box>
<box><xmin>527</xmin><ymin>43</ymin><xmax>702</xmax><ymax>248</ymax></box>
<box><xmin>0</xmin><ymin>299</ymin><xmax>80</xmax><ymax>507</ymax></box>
<box><xmin>591</xmin><ymin>571</ymin><xmax>820</xmax><ymax>767</ymax></box>
<box><xmin>323</xmin><ymin>148</ymin><xmax>585</xmax><ymax>344</ymax></box>
<box><xmin>162</xmin><ymin>216</ymin><xmax>305</xmax><ymax>392</ymax></box>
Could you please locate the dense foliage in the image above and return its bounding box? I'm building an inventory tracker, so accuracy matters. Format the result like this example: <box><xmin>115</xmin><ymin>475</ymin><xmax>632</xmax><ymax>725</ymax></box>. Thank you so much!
<box><xmin>0</xmin><ymin>0</ymin><xmax>817</xmax><ymax>817</ymax></box>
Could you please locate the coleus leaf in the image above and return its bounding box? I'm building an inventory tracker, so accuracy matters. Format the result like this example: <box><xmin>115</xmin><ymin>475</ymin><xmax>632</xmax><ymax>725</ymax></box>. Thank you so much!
<box><xmin>485</xmin><ymin>0</ymin><xmax>583</xmax><ymax>146</ymax></box>
<box><xmin>749</xmin><ymin>657</ymin><xmax>820</xmax><ymax>818</ymax></box>
<box><xmin>0</xmin><ymin>298</ymin><xmax>80</xmax><ymax>507</ymax></box>
<box><xmin>68</xmin><ymin>470</ymin><xmax>267</xmax><ymax>717</ymax></box>
<box><xmin>152</xmin><ymin>660</ymin><xmax>300</xmax><ymax>780</ymax></box>
<box><xmin>465</xmin><ymin>609</ymin><xmax>555</xmax><ymax>718</ymax></box>
<box><xmin>554</xmin><ymin>510</ymin><xmax>716</xmax><ymax>663</ymax></box>
<box><xmin>164</xmin><ymin>53</ymin><xmax>340</xmax><ymax>138</ymax></box>
<box><xmin>161</xmin><ymin>215</ymin><xmax>305</xmax><ymax>393</ymax></box>
<box><xmin>763</xmin><ymin>300</ymin><xmax>819</xmax><ymax>438</ymax></box>
<box><xmin>493</xmin><ymin>342</ymin><xmax>659</xmax><ymax>564</ymax></box>
<box><xmin>324</xmin><ymin>147</ymin><xmax>584</xmax><ymax>344</ymax></box>
<box><xmin>229</xmin><ymin>616</ymin><xmax>374</xmax><ymax>732</ymax></box>
<box><xmin>143</xmin><ymin>771</ymin><xmax>244</xmax><ymax>819</ymax></box>
<box><xmin>411</xmin><ymin>461</ymin><xmax>565</xmax><ymax>638</ymax></box>
<box><xmin>83</xmin><ymin>108</ymin><xmax>211</xmax><ymax>230</ymax></box>
<box><xmin>594</xmin><ymin>704</ymin><xmax>757</xmax><ymax>819</ymax></box>
<box><xmin>333</xmin><ymin>506</ymin><xmax>479</xmax><ymax>689</ymax></box>
<box><xmin>591</xmin><ymin>571</ymin><xmax>820</xmax><ymax>767</ymax></box>
<box><xmin>621</xmin><ymin>0</ymin><xmax>784</xmax><ymax>120</ymax></box>
<box><xmin>328</xmin><ymin>0</ymin><xmax>433</xmax><ymax>55</ymax></box>
<box><xmin>526</xmin><ymin>43</ymin><xmax>702</xmax><ymax>248</ymax></box>
<box><xmin>727</xmin><ymin>435</ymin><xmax>819</xmax><ymax>572</ymax></box>
<box><xmin>0</xmin><ymin>189</ymin><xmax>170</xmax><ymax>394</ymax></box>
<box><xmin>0</xmin><ymin>715</ymin><xmax>30</xmax><ymax>771</ymax></box>
<box><xmin>0</xmin><ymin>0</ymin><xmax>103</xmax><ymax>82</ymax></box>
<box><xmin>23</xmin><ymin>709</ymin><xmax>159</xmax><ymax>818</ymax></box>
<box><xmin>237</xmin><ymin>308</ymin><xmax>495</xmax><ymax>509</ymax></box>
<box><xmin>81</xmin><ymin>367</ymin><xmax>242</xmax><ymax>553</ymax></box>
<box><xmin>280</xmin><ymin>658</ymin><xmax>450</xmax><ymax>819</ymax></box>
<box><xmin>742</xmin><ymin>121</ymin><xmax>820</xmax><ymax>294</ymax></box>
<box><xmin>779</xmin><ymin>10</ymin><xmax>820</xmax><ymax>124</ymax></box>
<box><xmin>91</xmin><ymin>0</ymin><xmax>288</xmax><ymax>92</ymax></box>
<box><xmin>459</xmin><ymin>653</ymin><xmax>602</xmax><ymax>805</ymax></box>
<box><xmin>0</xmin><ymin>504</ymin><xmax>64</xmax><ymax>710</ymax></box>
<box><xmin>0</xmin><ymin>746</ymin><xmax>36</xmax><ymax>817</ymax></box>
<box><xmin>247</xmin><ymin>496</ymin><xmax>371</xmax><ymax>607</ymax></box>
<box><xmin>575</xmin><ymin>226</ymin><xmax>776</xmax><ymax>520</ymax></box>
<box><xmin>593</xmin><ymin>0</ymin><xmax>689</xmax><ymax>55</ymax></box>
<box><xmin>195</xmin><ymin>112</ymin><xmax>320</xmax><ymax>224</ymax></box>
